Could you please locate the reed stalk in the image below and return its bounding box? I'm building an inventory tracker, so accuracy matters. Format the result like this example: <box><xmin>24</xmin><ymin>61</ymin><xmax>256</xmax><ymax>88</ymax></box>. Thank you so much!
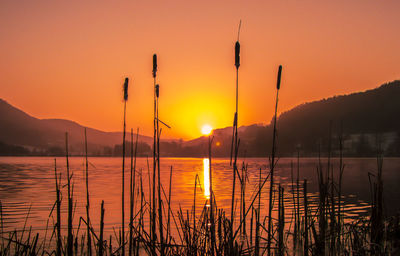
<box><xmin>371</xmin><ymin>138</ymin><xmax>384</xmax><ymax>254</ymax></box>
<box><xmin>278</xmin><ymin>185</ymin><xmax>284</xmax><ymax>256</ymax></box>
<box><xmin>303</xmin><ymin>179</ymin><xmax>308</xmax><ymax>256</ymax></box>
<box><xmin>296</xmin><ymin>149</ymin><xmax>300</xmax><ymax>249</ymax></box>
<box><xmin>290</xmin><ymin>161</ymin><xmax>297</xmax><ymax>255</ymax></box>
<box><xmin>99</xmin><ymin>200</ymin><xmax>104</xmax><ymax>256</ymax></box>
<box><xmin>255</xmin><ymin>168</ymin><xmax>261</xmax><ymax>256</ymax></box>
<box><xmin>0</xmin><ymin>200</ymin><xmax>3</xmax><ymax>252</ymax></box>
<box><xmin>152</xmin><ymin>54</ymin><xmax>157</xmax><ymax>253</ymax></box>
<box><xmin>65</xmin><ymin>132</ymin><xmax>73</xmax><ymax>256</ymax></box>
<box><xmin>267</xmin><ymin>65</ymin><xmax>282</xmax><ymax>256</ymax></box>
<box><xmin>129</xmin><ymin>129</ymin><xmax>133</xmax><ymax>256</ymax></box>
<box><xmin>337</xmin><ymin>123</ymin><xmax>344</xmax><ymax>253</ymax></box>
<box><xmin>156</xmin><ymin>84</ymin><xmax>165</xmax><ymax>256</ymax></box>
<box><xmin>54</xmin><ymin>159</ymin><xmax>61</xmax><ymax>256</ymax></box>
<box><xmin>84</xmin><ymin>128</ymin><xmax>92</xmax><ymax>256</ymax></box>
<box><xmin>167</xmin><ymin>166</ymin><xmax>173</xmax><ymax>243</ymax></box>
<box><xmin>121</xmin><ymin>77</ymin><xmax>129</xmax><ymax>256</ymax></box>
<box><xmin>230</xmin><ymin>38</ymin><xmax>241</xmax><ymax>242</ymax></box>
<box><xmin>138</xmin><ymin>175</ymin><xmax>144</xmax><ymax>256</ymax></box>
<box><xmin>229</xmin><ymin>23</ymin><xmax>242</xmax><ymax>243</ymax></box>
<box><xmin>109</xmin><ymin>235</ymin><xmax>112</xmax><ymax>256</ymax></box>
<box><xmin>240</xmin><ymin>162</ymin><xmax>247</xmax><ymax>239</ymax></box>
<box><xmin>250</xmin><ymin>206</ymin><xmax>254</xmax><ymax>247</ymax></box>
<box><xmin>208</xmin><ymin>135</ymin><xmax>216</xmax><ymax>256</ymax></box>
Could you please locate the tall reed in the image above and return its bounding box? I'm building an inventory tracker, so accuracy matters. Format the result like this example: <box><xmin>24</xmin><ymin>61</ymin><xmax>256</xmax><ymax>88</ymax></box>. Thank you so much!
<box><xmin>230</xmin><ymin>22</ymin><xmax>241</xmax><ymax>248</ymax></box>
<box><xmin>84</xmin><ymin>128</ymin><xmax>92</xmax><ymax>256</ymax></box>
<box><xmin>303</xmin><ymin>179</ymin><xmax>308</xmax><ymax>256</ymax></box>
<box><xmin>151</xmin><ymin>54</ymin><xmax>157</xmax><ymax>252</ymax></box>
<box><xmin>208</xmin><ymin>135</ymin><xmax>216</xmax><ymax>255</ymax></box>
<box><xmin>54</xmin><ymin>159</ymin><xmax>61</xmax><ymax>256</ymax></box>
<box><xmin>65</xmin><ymin>132</ymin><xmax>73</xmax><ymax>256</ymax></box>
<box><xmin>156</xmin><ymin>82</ymin><xmax>165</xmax><ymax>256</ymax></box>
<box><xmin>267</xmin><ymin>65</ymin><xmax>282</xmax><ymax>256</ymax></box>
<box><xmin>121</xmin><ymin>77</ymin><xmax>129</xmax><ymax>256</ymax></box>
<box><xmin>99</xmin><ymin>200</ymin><xmax>105</xmax><ymax>256</ymax></box>
<box><xmin>129</xmin><ymin>128</ymin><xmax>138</xmax><ymax>256</ymax></box>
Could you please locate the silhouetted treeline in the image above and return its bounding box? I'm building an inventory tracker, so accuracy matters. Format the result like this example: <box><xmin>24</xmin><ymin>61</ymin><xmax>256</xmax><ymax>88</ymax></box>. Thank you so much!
<box><xmin>0</xmin><ymin>141</ymin><xmax>30</xmax><ymax>156</ymax></box>
<box><xmin>159</xmin><ymin>81</ymin><xmax>400</xmax><ymax>157</ymax></box>
<box><xmin>2</xmin><ymin>81</ymin><xmax>400</xmax><ymax>157</ymax></box>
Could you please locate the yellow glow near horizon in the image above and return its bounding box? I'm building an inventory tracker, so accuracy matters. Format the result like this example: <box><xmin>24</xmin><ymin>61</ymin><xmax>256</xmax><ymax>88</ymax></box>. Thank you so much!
<box><xmin>203</xmin><ymin>158</ymin><xmax>210</xmax><ymax>199</ymax></box>
<box><xmin>201</xmin><ymin>124</ymin><xmax>213</xmax><ymax>135</ymax></box>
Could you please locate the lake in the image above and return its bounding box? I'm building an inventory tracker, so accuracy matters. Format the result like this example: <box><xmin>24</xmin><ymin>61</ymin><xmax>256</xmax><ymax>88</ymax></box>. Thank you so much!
<box><xmin>0</xmin><ymin>156</ymin><xmax>399</xmax><ymax>240</ymax></box>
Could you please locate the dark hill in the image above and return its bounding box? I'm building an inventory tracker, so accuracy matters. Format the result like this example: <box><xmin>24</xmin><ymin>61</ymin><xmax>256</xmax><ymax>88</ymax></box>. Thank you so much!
<box><xmin>2</xmin><ymin>80</ymin><xmax>400</xmax><ymax>157</ymax></box>
<box><xmin>162</xmin><ymin>80</ymin><xmax>400</xmax><ymax>157</ymax></box>
<box><xmin>0</xmin><ymin>99</ymin><xmax>152</xmax><ymax>155</ymax></box>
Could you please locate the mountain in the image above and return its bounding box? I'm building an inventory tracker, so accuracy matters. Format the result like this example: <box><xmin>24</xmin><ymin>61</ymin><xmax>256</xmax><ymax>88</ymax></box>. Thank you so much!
<box><xmin>0</xmin><ymin>99</ymin><xmax>153</xmax><ymax>155</ymax></box>
<box><xmin>2</xmin><ymin>80</ymin><xmax>400</xmax><ymax>157</ymax></box>
<box><xmin>160</xmin><ymin>80</ymin><xmax>400</xmax><ymax>157</ymax></box>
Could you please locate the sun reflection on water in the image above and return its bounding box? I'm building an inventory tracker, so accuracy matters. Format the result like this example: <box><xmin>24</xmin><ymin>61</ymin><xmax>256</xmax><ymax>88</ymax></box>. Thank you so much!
<box><xmin>203</xmin><ymin>158</ymin><xmax>210</xmax><ymax>199</ymax></box>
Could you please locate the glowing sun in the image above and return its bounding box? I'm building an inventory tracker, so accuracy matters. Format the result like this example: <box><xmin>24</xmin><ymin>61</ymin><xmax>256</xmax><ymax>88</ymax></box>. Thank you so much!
<box><xmin>201</xmin><ymin>124</ymin><xmax>213</xmax><ymax>135</ymax></box>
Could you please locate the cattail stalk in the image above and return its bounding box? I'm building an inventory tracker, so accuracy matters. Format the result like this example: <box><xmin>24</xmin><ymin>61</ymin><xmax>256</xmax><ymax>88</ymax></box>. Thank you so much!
<box><xmin>84</xmin><ymin>128</ymin><xmax>92</xmax><ymax>256</ymax></box>
<box><xmin>66</xmin><ymin>132</ymin><xmax>73</xmax><ymax>256</ymax></box>
<box><xmin>230</xmin><ymin>37</ymin><xmax>241</xmax><ymax>248</ymax></box>
<box><xmin>241</xmin><ymin>163</ymin><xmax>247</xmax><ymax>238</ymax></box>
<box><xmin>304</xmin><ymin>179</ymin><xmax>308</xmax><ymax>256</ymax></box>
<box><xmin>290</xmin><ymin>161</ymin><xmax>297</xmax><ymax>255</ymax></box>
<box><xmin>209</xmin><ymin>135</ymin><xmax>216</xmax><ymax>256</ymax></box>
<box><xmin>99</xmin><ymin>200</ymin><xmax>105</xmax><ymax>256</ymax></box>
<box><xmin>121</xmin><ymin>77</ymin><xmax>129</xmax><ymax>256</ymax></box>
<box><xmin>255</xmin><ymin>168</ymin><xmax>261</xmax><ymax>256</ymax></box>
<box><xmin>157</xmin><ymin>86</ymin><xmax>165</xmax><ymax>256</ymax></box>
<box><xmin>337</xmin><ymin>123</ymin><xmax>344</xmax><ymax>252</ymax></box>
<box><xmin>152</xmin><ymin>54</ymin><xmax>157</xmax><ymax>251</ymax></box>
<box><xmin>129</xmin><ymin>128</ymin><xmax>138</xmax><ymax>256</ymax></box>
<box><xmin>296</xmin><ymin>150</ymin><xmax>300</xmax><ymax>248</ymax></box>
<box><xmin>54</xmin><ymin>159</ymin><xmax>61</xmax><ymax>256</ymax></box>
<box><xmin>109</xmin><ymin>235</ymin><xmax>112</xmax><ymax>256</ymax></box>
<box><xmin>167</xmin><ymin>166</ymin><xmax>173</xmax><ymax>242</ymax></box>
<box><xmin>138</xmin><ymin>175</ymin><xmax>144</xmax><ymax>256</ymax></box>
<box><xmin>278</xmin><ymin>185</ymin><xmax>285</xmax><ymax>256</ymax></box>
<box><xmin>267</xmin><ymin>65</ymin><xmax>282</xmax><ymax>256</ymax></box>
<box><xmin>129</xmin><ymin>129</ymin><xmax>133</xmax><ymax>256</ymax></box>
<box><xmin>0</xmin><ymin>201</ymin><xmax>3</xmax><ymax>252</ymax></box>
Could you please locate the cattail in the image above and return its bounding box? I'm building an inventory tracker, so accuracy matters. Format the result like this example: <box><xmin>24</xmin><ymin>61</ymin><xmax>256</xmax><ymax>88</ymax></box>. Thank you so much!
<box><xmin>235</xmin><ymin>41</ymin><xmax>240</xmax><ymax>69</ymax></box>
<box><xmin>230</xmin><ymin>28</ymin><xmax>242</xmax><ymax>249</ymax></box>
<box><xmin>123</xmin><ymin>78</ymin><xmax>129</xmax><ymax>101</ymax></box>
<box><xmin>99</xmin><ymin>201</ymin><xmax>105</xmax><ymax>256</ymax></box>
<box><xmin>84</xmin><ymin>128</ymin><xmax>92</xmax><ymax>256</ymax></box>
<box><xmin>121</xmin><ymin>77</ymin><xmax>129</xmax><ymax>256</ymax></box>
<box><xmin>267</xmin><ymin>64</ymin><xmax>283</xmax><ymax>256</ymax></box>
<box><xmin>54</xmin><ymin>159</ymin><xmax>61</xmax><ymax>256</ymax></box>
<box><xmin>65</xmin><ymin>132</ymin><xmax>73</xmax><ymax>256</ymax></box>
<box><xmin>156</xmin><ymin>84</ymin><xmax>160</xmax><ymax>98</ymax></box>
<box><xmin>153</xmin><ymin>54</ymin><xmax>157</xmax><ymax>78</ymax></box>
<box><xmin>151</xmin><ymin>53</ymin><xmax>157</xmax><ymax>252</ymax></box>
<box><xmin>277</xmin><ymin>65</ymin><xmax>282</xmax><ymax>90</ymax></box>
<box><xmin>304</xmin><ymin>179</ymin><xmax>308</xmax><ymax>256</ymax></box>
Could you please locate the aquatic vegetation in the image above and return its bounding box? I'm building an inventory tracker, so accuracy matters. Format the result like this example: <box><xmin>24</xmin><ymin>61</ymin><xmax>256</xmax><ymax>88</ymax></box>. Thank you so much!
<box><xmin>0</xmin><ymin>33</ymin><xmax>399</xmax><ymax>256</ymax></box>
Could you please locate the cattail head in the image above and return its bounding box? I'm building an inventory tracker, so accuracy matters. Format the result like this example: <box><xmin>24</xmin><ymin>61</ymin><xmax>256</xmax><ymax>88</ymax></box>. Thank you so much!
<box><xmin>276</xmin><ymin>65</ymin><xmax>282</xmax><ymax>90</ymax></box>
<box><xmin>152</xmin><ymin>54</ymin><xmax>157</xmax><ymax>78</ymax></box>
<box><xmin>235</xmin><ymin>41</ymin><xmax>240</xmax><ymax>68</ymax></box>
<box><xmin>155</xmin><ymin>84</ymin><xmax>159</xmax><ymax>98</ymax></box>
<box><xmin>123</xmin><ymin>77</ymin><xmax>129</xmax><ymax>101</ymax></box>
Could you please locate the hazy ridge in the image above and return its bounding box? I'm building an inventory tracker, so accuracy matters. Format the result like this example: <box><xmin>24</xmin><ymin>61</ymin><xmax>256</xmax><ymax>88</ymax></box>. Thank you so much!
<box><xmin>1</xmin><ymin>80</ymin><xmax>400</xmax><ymax>156</ymax></box>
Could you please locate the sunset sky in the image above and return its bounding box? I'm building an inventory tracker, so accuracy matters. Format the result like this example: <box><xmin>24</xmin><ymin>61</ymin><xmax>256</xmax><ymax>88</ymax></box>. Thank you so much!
<box><xmin>1</xmin><ymin>0</ymin><xmax>399</xmax><ymax>139</ymax></box>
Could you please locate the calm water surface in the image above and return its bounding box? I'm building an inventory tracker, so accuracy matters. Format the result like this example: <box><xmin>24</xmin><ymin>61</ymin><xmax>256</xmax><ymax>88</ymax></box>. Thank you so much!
<box><xmin>1</xmin><ymin>156</ymin><xmax>399</xmax><ymax>239</ymax></box>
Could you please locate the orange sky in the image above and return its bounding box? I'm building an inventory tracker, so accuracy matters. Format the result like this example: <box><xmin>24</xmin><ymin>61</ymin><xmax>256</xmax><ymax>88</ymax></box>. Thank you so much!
<box><xmin>1</xmin><ymin>0</ymin><xmax>399</xmax><ymax>139</ymax></box>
